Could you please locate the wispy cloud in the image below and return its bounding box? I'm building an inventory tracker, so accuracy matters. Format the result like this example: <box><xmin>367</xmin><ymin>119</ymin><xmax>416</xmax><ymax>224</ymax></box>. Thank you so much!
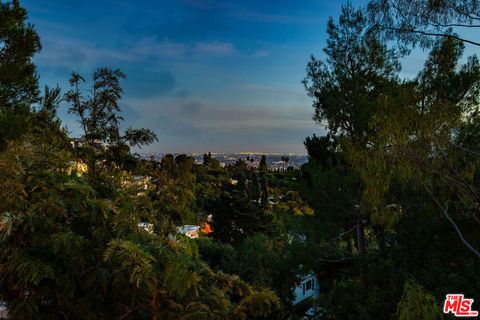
<box><xmin>125</xmin><ymin>96</ymin><xmax>313</xmax><ymax>132</ymax></box>
<box><xmin>233</xmin><ymin>9</ymin><xmax>320</xmax><ymax>25</ymax></box>
<box><xmin>250</xmin><ymin>50</ymin><xmax>270</xmax><ymax>58</ymax></box>
<box><xmin>131</xmin><ymin>99</ymin><xmax>320</xmax><ymax>153</ymax></box>
<box><xmin>36</xmin><ymin>36</ymin><xmax>133</xmax><ymax>69</ymax></box>
<box><xmin>180</xmin><ymin>101</ymin><xmax>204</xmax><ymax>115</ymax></box>
<box><xmin>242</xmin><ymin>83</ymin><xmax>305</xmax><ymax>96</ymax></box>
<box><xmin>180</xmin><ymin>0</ymin><xmax>321</xmax><ymax>25</ymax></box>
<box><xmin>133</xmin><ymin>38</ymin><xmax>236</xmax><ymax>57</ymax></box>
<box><xmin>195</xmin><ymin>41</ymin><xmax>235</xmax><ymax>56</ymax></box>
<box><xmin>36</xmin><ymin>35</ymin><xmax>238</xmax><ymax>70</ymax></box>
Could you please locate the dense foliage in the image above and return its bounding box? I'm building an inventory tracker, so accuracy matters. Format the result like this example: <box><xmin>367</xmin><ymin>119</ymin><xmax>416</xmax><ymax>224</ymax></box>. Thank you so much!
<box><xmin>1</xmin><ymin>0</ymin><xmax>480</xmax><ymax>319</ymax></box>
<box><xmin>299</xmin><ymin>2</ymin><xmax>480</xmax><ymax>319</ymax></box>
<box><xmin>0</xmin><ymin>0</ymin><xmax>40</xmax><ymax>150</ymax></box>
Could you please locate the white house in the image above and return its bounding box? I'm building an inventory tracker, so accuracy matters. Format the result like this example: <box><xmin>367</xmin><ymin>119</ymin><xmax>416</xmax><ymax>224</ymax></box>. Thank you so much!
<box><xmin>292</xmin><ymin>273</ymin><xmax>320</xmax><ymax>305</ymax></box>
<box><xmin>0</xmin><ymin>301</ymin><xmax>8</xmax><ymax>319</ymax></box>
<box><xmin>176</xmin><ymin>225</ymin><xmax>201</xmax><ymax>239</ymax></box>
<box><xmin>138</xmin><ymin>222</ymin><xmax>154</xmax><ymax>234</ymax></box>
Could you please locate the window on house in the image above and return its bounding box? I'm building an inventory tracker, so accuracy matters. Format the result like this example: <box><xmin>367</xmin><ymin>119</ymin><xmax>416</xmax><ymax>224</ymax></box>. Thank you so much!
<box><xmin>305</xmin><ymin>279</ymin><xmax>312</xmax><ymax>291</ymax></box>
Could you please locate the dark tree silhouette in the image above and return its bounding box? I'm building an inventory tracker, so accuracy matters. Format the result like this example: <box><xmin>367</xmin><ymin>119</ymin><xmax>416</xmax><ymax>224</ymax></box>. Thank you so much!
<box><xmin>303</xmin><ymin>3</ymin><xmax>400</xmax><ymax>148</ymax></box>
<box><xmin>0</xmin><ymin>0</ymin><xmax>41</xmax><ymax>150</ymax></box>
<box><xmin>65</xmin><ymin>68</ymin><xmax>157</xmax><ymax>191</ymax></box>
<box><xmin>367</xmin><ymin>0</ymin><xmax>480</xmax><ymax>48</ymax></box>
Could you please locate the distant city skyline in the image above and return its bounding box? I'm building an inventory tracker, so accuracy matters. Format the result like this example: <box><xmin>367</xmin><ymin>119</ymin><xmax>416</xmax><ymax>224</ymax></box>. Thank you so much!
<box><xmin>141</xmin><ymin>152</ymin><xmax>309</xmax><ymax>170</ymax></box>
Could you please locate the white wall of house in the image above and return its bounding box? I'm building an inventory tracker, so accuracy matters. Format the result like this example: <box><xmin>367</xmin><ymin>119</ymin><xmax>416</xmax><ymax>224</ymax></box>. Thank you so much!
<box><xmin>176</xmin><ymin>225</ymin><xmax>200</xmax><ymax>239</ymax></box>
<box><xmin>292</xmin><ymin>273</ymin><xmax>320</xmax><ymax>305</ymax></box>
<box><xmin>0</xmin><ymin>301</ymin><xmax>8</xmax><ymax>319</ymax></box>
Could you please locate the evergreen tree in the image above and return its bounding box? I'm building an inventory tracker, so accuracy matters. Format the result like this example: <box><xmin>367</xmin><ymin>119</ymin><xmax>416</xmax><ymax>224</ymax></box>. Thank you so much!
<box><xmin>303</xmin><ymin>134</ymin><xmax>338</xmax><ymax>166</ymax></box>
<box><xmin>258</xmin><ymin>155</ymin><xmax>268</xmax><ymax>172</ymax></box>
<box><xmin>0</xmin><ymin>138</ymin><xmax>280</xmax><ymax>319</ymax></box>
<box><xmin>65</xmin><ymin>68</ymin><xmax>157</xmax><ymax>194</ymax></box>
<box><xmin>211</xmin><ymin>189</ymin><xmax>272</xmax><ymax>245</ymax></box>
<box><xmin>367</xmin><ymin>0</ymin><xmax>480</xmax><ymax>48</ymax></box>
<box><xmin>303</xmin><ymin>3</ymin><xmax>400</xmax><ymax>147</ymax></box>
<box><xmin>31</xmin><ymin>85</ymin><xmax>69</xmax><ymax>147</ymax></box>
<box><xmin>250</xmin><ymin>171</ymin><xmax>261</xmax><ymax>201</ymax></box>
<box><xmin>0</xmin><ymin>0</ymin><xmax>41</xmax><ymax>150</ymax></box>
<box><xmin>203</xmin><ymin>152</ymin><xmax>211</xmax><ymax>165</ymax></box>
<box><xmin>302</xmin><ymin>3</ymin><xmax>404</xmax><ymax>264</ymax></box>
<box><xmin>346</xmin><ymin>36</ymin><xmax>480</xmax><ymax>254</ymax></box>
<box><xmin>259</xmin><ymin>172</ymin><xmax>268</xmax><ymax>207</ymax></box>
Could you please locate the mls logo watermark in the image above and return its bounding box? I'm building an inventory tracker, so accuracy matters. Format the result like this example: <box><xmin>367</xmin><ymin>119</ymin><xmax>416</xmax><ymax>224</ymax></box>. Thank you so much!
<box><xmin>443</xmin><ymin>294</ymin><xmax>479</xmax><ymax>317</ymax></box>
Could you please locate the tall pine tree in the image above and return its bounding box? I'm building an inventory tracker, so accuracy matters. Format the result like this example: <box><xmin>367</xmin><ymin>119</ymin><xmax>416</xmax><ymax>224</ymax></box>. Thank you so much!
<box><xmin>0</xmin><ymin>0</ymin><xmax>41</xmax><ymax>150</ymax></box>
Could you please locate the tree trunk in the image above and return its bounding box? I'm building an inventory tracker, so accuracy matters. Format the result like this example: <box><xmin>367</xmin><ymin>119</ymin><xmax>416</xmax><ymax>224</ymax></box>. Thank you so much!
<box><xmin>356</xmin><ymin>217</ymin><xmax>365</xmax><ymax>255</ymax></box>
<box><xmin>151</xmin><ymin>285</ymin><xmax>159</xmax><ymax>320</ymax></box>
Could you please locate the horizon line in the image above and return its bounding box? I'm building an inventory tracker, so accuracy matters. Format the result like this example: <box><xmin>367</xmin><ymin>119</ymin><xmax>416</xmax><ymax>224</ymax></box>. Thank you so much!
<box><xmin>135</xmin><ymin>151</ymin><xmax>308</xmax><ymax>156</ymax></box>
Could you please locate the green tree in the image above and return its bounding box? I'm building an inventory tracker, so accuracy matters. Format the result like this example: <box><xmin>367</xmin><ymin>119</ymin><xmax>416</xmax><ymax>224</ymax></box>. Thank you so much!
<box><xmin>367</xmin><ymin>0</ymin><xmax>480</xmax><ymax>48</ymax></box>
<box><xmin>203</xmin><ymin>152</ymin><xmax>214</xmax><ymax>166</ymax></box>
<box><xmin>346</xmin><ymin>37</ymin><xmax>480</xmax><ymax>255</ymax></box>
<box><xmin>302</xmin><ymin>3</ymin><xmax>400</xmax><ymax>260</ymax></box>
<box><xmin>396</xmin><ymin>280</ymin><xmax>440</xmax><ymax>320</ymax></box>
<box><xmin>31</xmin><ymin>85</ymin><xmax>70</xmax><ymax>147</ymax></box>
<box><xmin>259</xmin><ymin>172</ymin><xmax>268</xmax><ymax>207</ymax></box>
<box><xmin>65</xmin><ymin>68</ymin><xmax>157</xmax><ymax>194</ymax></box>
<box><xmin>160</xmin><ymin>154</ymin><xmax>177</xmax><ymax>176</ymax></box>
<box><xmin>303</xmin><ymin>3</ymin><xmax>400</xmax><ymax>148</ymax></box>
<box><xmin>250</xmin><ymin>171</ymin><xmax>261</xmax><ymax>201</ymax></box>
<box><xmin>236</xmin><ymin>235</ymin><xmax>293</xmax><ymax>316</ymax></box>
<box><xmin>0</xmin><ymin>0</ymin><xmax>41</xmax><ymax>150</ymax></box>
<box><xmin>209</xmin><ymin>157</ymin><xmax>221</xmax><ymax>170</ymax></box>
<box><xmin>304</xmin><ymin>134</ymin><xmax>339</xmax><ymax>166</ymax></box>
<box><xmin>258</xmin><ymin>155</ymin><xmax>268</xmax><ymax>172</ymax></box>
<box><xmin>301</xmin><ymin>3</ymin><xmax>480</xmax><ymax>319</ymax></box>
<box><xmin>211</xmin><ymin>189</ymin><xmax>271</xmax><ymax>245</ymax></box>
<box><xmin>0</xmin><ymin>137</ymin><xmax>280</xmax><ymax>319</ymax></box>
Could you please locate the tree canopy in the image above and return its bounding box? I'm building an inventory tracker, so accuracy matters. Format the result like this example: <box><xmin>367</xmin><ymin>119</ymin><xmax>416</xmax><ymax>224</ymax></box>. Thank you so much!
<box><xmin>303</xmin><ymin>3</ymin><xmax>400</xmax><ymax>147</ymax></box>
<box><xmin>367</xmin><ymin>0</ymin><xmax>480</xmax><ymax>47</ymax></box>
<box><xmin>0</xmin><ymin>0</ymin><xmax>41</xmax><ymax>150</ymax></box>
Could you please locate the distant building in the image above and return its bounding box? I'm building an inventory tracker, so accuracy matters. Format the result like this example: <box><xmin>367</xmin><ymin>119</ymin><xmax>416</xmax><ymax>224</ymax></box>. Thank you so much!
<box><xmin>70</xmin><ymin>138</ymin><xmax>83</xmax><ymax>149</ymax></box>
<box><xmin>138</xmin><ymin>222</ymin><xmax>154</xmax><ymax>234</ymax></box>
<box><xmin>69</xmin><ymin>138</ymin><xmax>103</xmax><ymax>149</ymax></box>
<box><xmin>292</xmin><ymin>273</ymin><xmax>320</xmax><ymax>305</ymax></box>
<box><xmin>176</xmin><ymin>225</ymin><xmax>201</xmax><ymax>239</ymax></box>
<box><xmin>200</xmin><ymin>214</ymin><xmax>214</xmax><ymax>235</ymax></box>
<box><xmin>287</xmin><ymin>232</ymin><xmax>307</xmax><ymax>245</ymax></box>
<box><xmin>177</xmin><ymin>216</ymin><xmax>214</xmax><ymax>239</ymax></box>
<box><xmin>0</xmin><ymin>300</ymin><xmax>8</xmax><ymax>319</ymax></box>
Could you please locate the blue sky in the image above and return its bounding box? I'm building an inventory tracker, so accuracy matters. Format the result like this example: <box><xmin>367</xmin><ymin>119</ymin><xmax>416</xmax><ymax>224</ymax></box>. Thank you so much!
<box><xmin>19</xmin><ymin>0</ymin><xmax>445</xmax><ymax>153</ymax></box>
